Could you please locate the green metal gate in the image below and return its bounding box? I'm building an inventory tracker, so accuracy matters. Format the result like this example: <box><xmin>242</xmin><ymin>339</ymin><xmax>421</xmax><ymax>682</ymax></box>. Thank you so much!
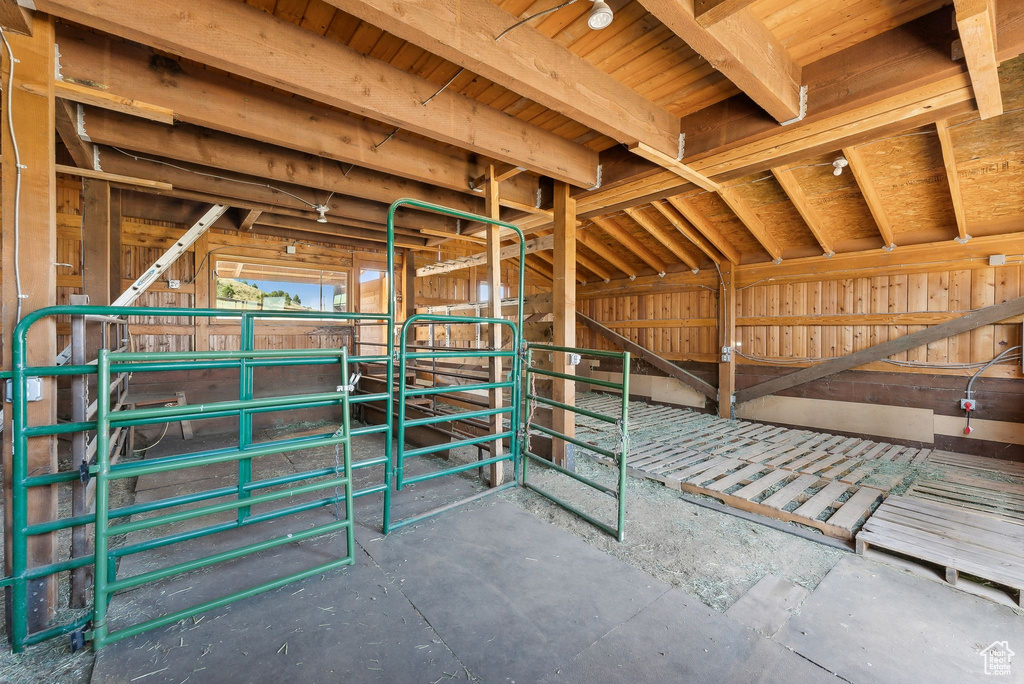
<box><xmin>522</xmin><ymin>344</ymin><xmax>631</xmax><ymax>541</ymax></box>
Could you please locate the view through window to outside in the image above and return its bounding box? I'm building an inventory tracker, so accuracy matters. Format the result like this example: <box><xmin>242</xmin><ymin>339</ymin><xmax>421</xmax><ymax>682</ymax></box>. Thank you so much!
<box><xmin>214</xmin><ymin>260</ymin><xmax>348</xmax><ymax>313</ymax></box>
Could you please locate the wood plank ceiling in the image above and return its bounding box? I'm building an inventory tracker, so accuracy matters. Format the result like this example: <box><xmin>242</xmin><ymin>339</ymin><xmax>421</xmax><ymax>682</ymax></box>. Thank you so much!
<box><xmin>38</xmin><ymin>0</ymin><xmax>1024</xmax><ymax>281</ymax></box>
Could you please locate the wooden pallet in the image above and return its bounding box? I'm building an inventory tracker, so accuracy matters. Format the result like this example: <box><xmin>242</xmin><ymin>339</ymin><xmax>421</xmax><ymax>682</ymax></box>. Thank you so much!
<box><xmin>857</xmin><ymin>496</ymin><xmax>1024</xmax><ymax>606</ymax></box>
<box><xmin>906</xmin><ymin>471</ymin><xmax>1024</xmax><ymax>523</ymax></box>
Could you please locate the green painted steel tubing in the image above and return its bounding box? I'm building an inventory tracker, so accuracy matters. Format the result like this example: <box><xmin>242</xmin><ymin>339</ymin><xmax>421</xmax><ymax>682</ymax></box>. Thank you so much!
<box><xmin>91</xmin><ymin>349</ymin><xmax>113</xmax><ymax>648</ymax></box>
<box><xmin>386</xmin><ymin>480</ymin><xmax>517</xmax><ymax>531</ymax></box>
<box><xmin>403</xmin><ymin>350</ymin><xmax>515</xmax><ymax>360</ymax></box>
<box><xmin>617</xmin><ymin>353</ymin><xmax>631</xmax><ymax>540</ymax></box>
<box><xmin>523</xmin><ymin>482</ymin><xmax>618</xmax><ymax>537</ymax></box>
<box><xmin>525</xmin><ymin>392</ymin><xmax>617</xmax><ymax>424</ymax></box>
<box><xmin>530</xmin><ymin>423</ymin><xmax>615</xmax><ymax>459</ymax></box>
<box><xmin>109</xmin><ymin>518</ymin><xmax>352</xmax><ymax>593</ymax></box>
<box><xmin>527</xmin><ymin>343</ymin><xmax>628</xmax><ymax>359</ymax></box>
<box><xmin>404</xmin><ymin>405</ymin><xmax>512</xmax><ymax>428</ymax></box>
<box><xmin>404</xmin><ymin>380</ymin><xmax>515</xmax><ymax>398</ymax></box>
<box><xmin>529</xmin><ymin>366</ymin><xmax>622</xmax><ymax>389</ymax></box>
<box><xmin>98</xmin><ymin>554</ymin><xmax>355</xmax><ymax>648</ymax></box>
<box><xmin>111</xmin><ymin>348</ymin><xmax>349</xmax><ymax>362</ymax></box>
<box><xmin>403</xmin><ymin>430</ymin><xmax>515</xmax><ymax>460</ymax></box>
<box><xmin>402</xmin><ymin>451</ymin><xmax>514</xmax><ymax>486</ymax></box>
<box><xmin>524</xmin><ymin>451</ymin><xmax>615</xmax><ymax>495</ymax></box>
<box><xmin>107</xmin><ymin>389</ymin><xmax>346</xmax><ymax>423</ymax></box>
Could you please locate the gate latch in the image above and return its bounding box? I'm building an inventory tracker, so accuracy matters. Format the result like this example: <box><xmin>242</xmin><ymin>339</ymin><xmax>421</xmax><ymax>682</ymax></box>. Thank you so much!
<box><xmin>567</xmin><ymin>353</ymin><xmax>582</xmax><ymax>366</ymax></box>
<box><xmin>338</xmin><ymin>372</ymin><xmax>361</xmax><ymax>394</ymax></box>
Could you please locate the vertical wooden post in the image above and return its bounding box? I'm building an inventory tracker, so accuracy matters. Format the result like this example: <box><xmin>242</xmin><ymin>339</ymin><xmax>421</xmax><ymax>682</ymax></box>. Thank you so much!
<box><xmin>1</xmin><ymin>14</ymin><xmax>58</xmax><ymax>629</ymax></box>
<box><xmin>552</xmin><ymin>181</ymin><xmax>577</xmax><ymax>466</ymax></box>
<box><xmin>82</xmin><ymin>179</ymin><xmax>111</xmax><ymax>355</ymax></box>
<box><xmin>718</xmin><ymin>262</ymin><xmax>737</xmax><ymax>418</ymax></box>
<box><xmin>109</xmin><ymin>188</ymin><xmax>122</xmax><ymax>309</ymax></box>
<box><xmin>484</xmin><ymin>165</ymin><xmax>504</xmax><ymax>485</ymax></box>
<box><xmin>194</xmin><ymin>230</ymin><xmax>211</xmax><ymax>350</ymax></box>
<box><xmin>403</xmin><ymin>248</ymin><xmax>416</xmax><ymax>321</ymax></box>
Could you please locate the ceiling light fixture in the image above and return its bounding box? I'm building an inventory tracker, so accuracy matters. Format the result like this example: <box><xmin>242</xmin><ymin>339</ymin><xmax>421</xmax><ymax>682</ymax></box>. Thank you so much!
<box><xmin>588</xmin><ymin>1</ymin><xmax>614</xmax><ymax>30</ymax></box>
<box><xmin>832</xmin><ymin>156</ymin><xmax>849</xmax><ymax>176</ymax></box>
<box><xmin>315</xmin><ymin>204</ymin><xmax>329</xmax><ymax>223</ymax></box>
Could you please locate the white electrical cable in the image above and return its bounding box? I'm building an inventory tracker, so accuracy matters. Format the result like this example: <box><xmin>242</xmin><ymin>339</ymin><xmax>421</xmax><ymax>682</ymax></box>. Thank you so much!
<box><xmin>736</xmin><ymin>348</ymin><xmax>1021</xmax><ymax>371</ymax></box>
<box><xmin>0</xmin><ymin>27</ymin><xmax>25</xmax><ymax>323</ymax></box>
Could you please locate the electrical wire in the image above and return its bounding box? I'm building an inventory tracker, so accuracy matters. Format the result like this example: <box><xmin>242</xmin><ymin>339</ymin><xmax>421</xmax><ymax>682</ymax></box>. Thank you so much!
<box><xmin>132</xmin><ymin>421</ymin><xmax>170</xmax><ymax>454</ymax></box>
<box><xmin>966</xmin><ymin>345</ymin><xmax>1021</xmax><ymax>397</ymax></box>
<box><xmin>496</xmin><ymin>0</ymin><xmax>579</xmax><ymax>40</ymax></box>
<box><xmin>0</xmin><ymin>27</ymin><xmax>25</xmax><ymax>323</ymax></box>
<box><xmin>736</xmin><ymin>348</ymin><xmax>1021</xmax><ymax>371</ymax></box>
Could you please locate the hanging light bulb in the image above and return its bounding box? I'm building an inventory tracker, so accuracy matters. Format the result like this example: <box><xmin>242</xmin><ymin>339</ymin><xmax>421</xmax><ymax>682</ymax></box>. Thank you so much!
<box><xmin>588</xmin><ymin>1</ymin><xmax>614</xmax><ymax>30</ymax></box>
<box><xmin>315</xmin><ymin>204</ymin><xmax>329</xmax><ymax>223</ymax></box>
<box><xmin>832</xmin><ymin>156</ymin><xmax>849</xmax><ymax>176</ymax></box>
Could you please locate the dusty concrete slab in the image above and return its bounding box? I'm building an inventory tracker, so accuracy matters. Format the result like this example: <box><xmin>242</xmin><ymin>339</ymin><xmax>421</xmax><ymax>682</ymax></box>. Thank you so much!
<box><xmin>359</xmin><ymin>497</ymin><xmax>670</xmax><ymax>683</ymax></box>
<box><xmin>725</xmin><ymin>574</ymin><xmax>809</xmax><ymax>637</ymax></box>
<box><xmin>538</xmin><ymin>588</ymin><xmax>837</xmax><ymax>684</ymax></box>
<box><xmin>776</xmin><ymin>555</ymin><xmax>1024</xmax><ymax>684</ymax></box>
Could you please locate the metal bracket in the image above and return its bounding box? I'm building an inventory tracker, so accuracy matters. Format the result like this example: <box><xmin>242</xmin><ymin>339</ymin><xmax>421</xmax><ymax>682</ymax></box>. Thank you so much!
<box><xmin>337</xmin><ymin>372</ymin><xmax>362</xmax><ymax>394</ymax></box>
<box><xmin>567</xmin><ymin>353</ymin><xmax>582</xmax><ymax>367</ymax></box>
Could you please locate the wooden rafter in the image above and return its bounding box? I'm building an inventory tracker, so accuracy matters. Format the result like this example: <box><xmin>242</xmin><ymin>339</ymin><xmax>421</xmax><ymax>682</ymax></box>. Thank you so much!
<box><xmin>628</xmin><ymin>142</ymin><xmax>721</xmax><ymax>192</ymax></box>
<box><xmin>771</xmin><ymin>167</ymin><xmax>835</xmax><ymax>256</ymax></box>
<box><xmin>650</xmin><ymin>201</ymin><xmax>722</xmax><ymax>265</ymax></box>
<box><xmin>471</xmin><ymin>163</ymin><xmax>524</xmax><ymax>191</ymax></box>
<box><xmin>56</xmin><ymin>164</ymin><xmax>171</xmax><ymax>190</ymax></box>
<box><xmin>695</xmin><ymin>0</ymin><xmax>758</xmax><ymax>27</ymax></box>
<box><xmin>39</xmin><ymin>0</ymin><xmax>598</xmax><ymax>187</ymax></box>
<box><xmin>238</xmin><ymin>209</ymin><xmax>261</xmax><ymax>232</ymax></box>
<box><xmin>54</xmin><ymin>99</ymin><xmax>94</xmax><ymax>169</ymax></box>
<box><xmin>0</xmin><ymin>0</ymin><xmax>31</xmax><ymax>35</ymax></box>
<box><xmin>718</xmin><ymin>188</ymin><xmax>784</xmax><ymax>262</ymax></box>
<box><xmin>81</xmin><ymin>108</ymin><xmax>481</xmax><ymax>215</ymax></box>
<box><xmin>417</xmin><ymin>234</ymin><xmax>553</xmax><ymax>277</ymax></box>
<box><xmin>636</xmin><ymin>0</ymin><xmax>802</xmax><ymax>122</ymax></box>
<box><xmin>591</xmin><ymin>216</ymin><xmax>668</xmax><ymax>275</ymax></box>
<box><xmin>577</xmin><ymin>230</ymin><xmax>639</xmax><ymax>280</ymax></box>
<box><xmin>576</xmin><ymin>252</ymin><xmax>613</xmax><ymax>283</ymax></box>
<box><xmin>665</xmin><ymin>196</ymin><xmax>741</xmax><ymax>265</ymax></box>
<box><xmin>533</xmin><ymin>249</ymin><xmax>586</xmax><ymax>285</ymax></box>
<box><xmin>328</xmin><ymin>0</ymin><xmax>680</xmax><ymax>157</ymax></box>
<box><xmin>843</xmin><ymin>146</ymin><xmax>897</xmax><ymax>250</ymax></box>
<box><xmin>624</xmin><ymin>207</ymin><xmax>701</xmax><ymax>272</ymax></box>
<box><xmin>954</xmin><ymin>0</ymin><xmax>1003</xmax><ymax>119</ymax></box>
<box><xmin>934</xmin><ymin>119</ymin><xmax>970</xmax><ymax>243</ymax></box>
<box><xmin>55</xmin><ymin>80</ymin><xmax>173</xmax><ymax>124</ymax></box>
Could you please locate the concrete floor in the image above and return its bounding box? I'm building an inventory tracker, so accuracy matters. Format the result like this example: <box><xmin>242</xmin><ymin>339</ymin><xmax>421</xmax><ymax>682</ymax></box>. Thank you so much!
<box><xmin>86</xmin><ymin>432</ymin><xmax>1022</xmax><ymax>684</ymax></box>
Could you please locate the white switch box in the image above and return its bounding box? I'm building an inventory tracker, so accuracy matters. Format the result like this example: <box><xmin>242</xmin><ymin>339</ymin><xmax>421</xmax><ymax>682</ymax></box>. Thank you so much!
<box><xmin>167</xmin><ymin>279</ymin><xmax>181</xmax><ymax>289</ymax></box>
<box><xmin>989</xmin><ymin>254</ymin><xmax>1007</xmax><ymax>266</ymax></box>
<box><xmin>960</xmin><ymin>398</ymin><xmax>977</xmax><ymax>411</ymax></box>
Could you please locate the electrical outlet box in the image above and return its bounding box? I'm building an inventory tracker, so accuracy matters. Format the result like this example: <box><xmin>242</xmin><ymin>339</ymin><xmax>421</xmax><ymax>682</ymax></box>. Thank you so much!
<box><xmin>960</xmin><ymin>398</ymin><xmax>977</xmax><ymax>411</ymax></box>
<box><xmin>721</xmin><ymin>345</ymin><xmax>733</xmax><ymax>363</ymax></box>
<box><xmin>286</xmin><ymin>245</ymin><xmax>297</xmax><ymax>255</ymax></box>
<box><xmin>567</xmin><ymin>353</ymin><xmax>582</xmax><ymax>366</ymax></box>
<box><xmin>989</xmin><ymin>254</ymin><xmax>1007</xmax><ymax>266</ymax></box>
<box><xmin>5</xmin><ymin>377</ymin><xmax>43</xmax><ymax>403</ymax></box>
<box><xmin>167</xmin><ymin>279</ymin><xmax>181</xmax><ymax>289</ymax></box>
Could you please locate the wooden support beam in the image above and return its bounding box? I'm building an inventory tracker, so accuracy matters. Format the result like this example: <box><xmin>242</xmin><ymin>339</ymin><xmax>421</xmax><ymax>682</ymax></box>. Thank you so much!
<box><xmin>193</xmin><ymin>230</ymin><xmax>212</xmax><ymax>351</ymax></box>
<box><xmin>82</xmin><ymin>179</ymin><xmax>111</xmax><ymax>357</ymax></box>
<box><xmin>38</xmin><ymin>0</ymin><xmax>599</xmax><ymax>187</ymax></box>
<box><xmin>650</xmin><ymin>201</ymin><xmax>722</xmax><ymax>265</ymax></box>
<box><xmin>484</xmin><ymin>166</ymin><xmax>504</xmax><ymax>486</ymax></box>
<box><xmin>577</xmin><ymin>230</ymin><xmax>638</xmax><ymax>280</ymax></box>
<box><xmin>238</xmin><ymin>209</ymin><xmax>262</xmax><ymax>232</ymax></box>
<box><xmin>628</xmin><ymin>142</ymin><xmax>721</xmax><ymax>192</ymax></box>
<box><xmin>718</xmin><ymin>187</ymin><xmax>784</xmax><ymax>262</ymax></box>
<box><xmin>955</xmin><ymin>0</ymin><xmax>1003</xmax><ymax>119</ymax></box>
<box><xmin>771</xmin><ymin>167</ymin><xmax>835</xmax><ymax>256</ymax></box>
<box><xmin>533</xmin><ymin>248</ymin><xmax>586</xmax><ymax>285</ymax></box>
<box><xmin>636</xmin><ymin>0</ymin><xmax>802</xmax><ymax>122</ymax></box>
<box><xmin>471</xmin><ymin>163</ymin><xmax>523</xmax><ymax>191</ymax></box>
<box><xmin>0</xmin><ymin>1</ymin><xmax>31</xmax><ymax>35</ymax></box>
<box><xmin>79</xmin><ymin>108</ymin><xmax>482</xmax><ymax>216</ymax></box>
<box><xmin>718</xmin><ymin>262</ymin><xmax>736</xmax><ymax>418</ymax></box>
<box><xmin>54</xmin><ymin>99</ymin><xmax>94</xmax><ymax>169</ymax></box>
<box><xmin>576</xmin><ymin>252</ymin><xmax>613</xmax><ymax>283</ymax></box>
<box><xmin>577</xmin><ymin>313</ymin><xmax>718</xmax><ymax>401</ymax></box>
<box><xmin>736</xmin><ymin>293</ymin><xmax>1024</xmax><ymax>405</ymax></box>
<box><xmin>843</xmin><ymin>146</ymin><xmax>897</xmax><ymax>250</ymax></box>
<box><xmin>417</xmin><ymin>234</ymin><xmax>553</xmax><ymax>277</ymax></box>
<box><xmin>591</xmin><ymin>216</ymin><xmax>668</xmax><ymax>276</ymax></box>
<box><xmin>403</xmin><ymin>250</ymin><xmax>416</xmax><ymax>322</ymax></box>
<box><xmin>624</xmin><ymin>207</ymin><xmax>701</xmax><ymax>272</ymax></box>
<box><xmin>55</xmin><ymin>80</ymin><xmax>173</xmax><ymax>124</ymax></box>
<box><xmin>1</xmin><ymin>12</ymin><xmax>58</xmax><ymax>632</ymax></box>
<box><xmin>328</xmin><ymin>0</ymin><xmax>680</xmax><ymax>157</ymax></box>
<box><xmin>552</xmin><ymin>181</ymin><xmax>576</xmax><ymax>467</ymax></box>
<box><xmin>694</xmin><ymin>0</ymin><xmax>758</xmax><ymax>27</ymax></box>
<box><xmin>55</xmin><ymin>163</ymin><xmax>172</xmax><ymax>190</ymax></box>
<box><xmin>934</xmin><ymin>119</ymin><xmax>970</xmax><ymax>242</ymax></box>
<box><xmin>665</xmin><ymin>196</ymin><xmax>741</xmax><ymax>265</ymax></box>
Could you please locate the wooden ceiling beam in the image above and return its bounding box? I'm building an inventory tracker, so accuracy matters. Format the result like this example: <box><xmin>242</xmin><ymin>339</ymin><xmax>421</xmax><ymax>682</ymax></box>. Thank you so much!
<box><xmin>54</xmin><ymin>25</ymin><xmax>502</xmax><ymax>200</ymax></box>
<box><xmin>533</xmin><ymin>249</ymin><xmax>586</xmax><ymax>285</ymax></box>
<box><xmin>576</xmin><ymin>252</ymin><xmax>613</xmax><ymax>284</ymax></box>
<box><xmin>636</xmin><ymin>0</ymin><xmax>802</xmax><ymax>122</ymax></box>
<box><xmin>624</xmin><ymin>207</ymin><xmax>701</xmax><ymax>272</ymax></box>
<box><xmin>591</xmin><ymin>216</ymin><xmax>668</xmax><ymax>276</ymax></box>
<box><xmin>55</xmin><ymin>80</ymin><xmax>173</xmax><ymax>124</ymax></box>
<box><xmin>0</xmin><ymin>1</ymin><xmax>31</xmax><ymax>35</ymax></box>
<box><xmin>327</xmin><ymin>0</ymin><xmax>680</xmax><ymax>157</ymax></box>
<box><xmin>718</xmin><ymin>188</ymin><xmax>783</xmax><ymax>262</ymax></box>
<box><xmin>934</xmin><ymin>119</ymin><xmax>970</xmax><ymax>243</ymax></box>
<box><xmin>40</xmin><ymin>0</ymin><xmax>598</xmax><ymax>187</ymax></box>
<box><xmin>694</xmin><ymin>0</ymin><xmax>758</xmax><ymax>27</ymax></box>
<box><xmin>577</xmin><ymin>231</ymin><xmax>639</xmax><ymax>281</ymax></box>
<box><xmin>770</xmin><ymin>167</ymin><xmax>835</xmax><ymax>256</ymax></box>
<box><xmin>54</xmin><ymin>99</ymin><xmax>95</xmax><ymax>169</ymax></box>
<box><xmin>80</xmin><ymin>107</ymin><xmax>481</xmax><ymax>215</ymax></box>
<box><xmin>650</xmin><ymin>201</ymin><xmax>722</xmax><ymax>265</ymax></box>
<box><xmin>842</xmin><ymin>146</ymin><xmax>897</xmax><ymax>250</ymax></box>
<box><xmin>239</xmin><ymin>209</ymin><xmax>262</xmax><ymax>232</ymax></box>
<box><xmin>665</xmin><ymin>196</ymin><xmax>741</xmax><ymax>265</ymax></box>
<box><xmin>954</xmin><ymin>0</ymin><xmax>1003</xmax><ymax>119</ymax></box>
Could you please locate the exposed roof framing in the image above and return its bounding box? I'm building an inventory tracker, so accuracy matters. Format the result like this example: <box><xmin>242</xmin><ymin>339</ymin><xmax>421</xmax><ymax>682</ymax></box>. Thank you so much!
<box><xmin>649</xmin><ymin>201</ymin><xmax>722</xmax><ymax>265</ymax></box>
<box><xmin>718</xmin><ymin>188</ymin><xmax>784</xmax><ymax>262</ymax></box>
<box><xmin>326</xmin><ymin>0</ymin><xmax>680</xmax><ymax>156</ymax></box>
<box><xmin>770</xmin><ymin>167</ymin><xmax>835</xmax><ymax>256</ymax></box>
<box><xmin>577</xmin><ymin>231</ymin><xmax>639</xmax><ymax>280</ymax></box>
<box><xmin>636</xmin><ymin>0</ymin><xmax>802</xmax><ymax>122</ymax></box>
<box><xmin>934</xmin><ymin>119</ymin><xmax>970</xmax><ymax>243</ymax></box>
<box><xmin>954</xmin><ymin>0</ymin><xmax>1003</xmax><ymax>119</ymax></box>
<box><xmin>37</xmin><ymin>0</ymin><xmax>599</xmax><ymax>186</ymax></box>
<box><xmin>665</xmin><ymin>196</ymin><xmax>741</xmax><ymax>265</ymax></box>
<box><xmin>842</xmin><ymin>145</ymin><xmax>897</xmax><ymax>250</ymax></box>
<box><xmin>591</xmin><ymin>216</ymin><xmax>668</xmax><ymax>276</ymax></box>
<box><xmin>624</xmin><ymin>207</ymin><xmax>701</xmax><ymax>272</ymax></box>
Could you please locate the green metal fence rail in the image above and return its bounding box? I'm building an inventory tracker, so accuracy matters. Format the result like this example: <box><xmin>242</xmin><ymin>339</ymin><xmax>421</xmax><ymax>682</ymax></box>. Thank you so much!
<box><xmin>89</xmin><ymin>347</ymin><xmax>356</xmax><ymax>649</ymax></box>
<box><xmin>383</xmin><ymin>199</ymin><xmax>526</xmax><ymax>533</ymax></box>
<box><xmin>3</xmin><ymin>305</ymin><xmax>389</xmax><ymax>652</ymax></box>
<box><xmin>522</xmin><ymin>344</ymin><xmax>631</xmax><ymax>541</ymax></box>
